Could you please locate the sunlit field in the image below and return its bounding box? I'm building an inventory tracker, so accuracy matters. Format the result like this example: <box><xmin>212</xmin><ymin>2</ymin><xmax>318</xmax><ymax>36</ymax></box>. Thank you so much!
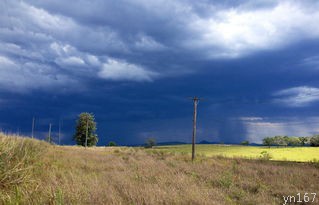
<box><xmin>154</xmin><ymin>144</ymin><xmax>319</xmax><ymax>162</ymax></box>
<box><xmin>1</xmin><ymin>134</ymin><xmax>319</xmax><ymax>204</ymax></box>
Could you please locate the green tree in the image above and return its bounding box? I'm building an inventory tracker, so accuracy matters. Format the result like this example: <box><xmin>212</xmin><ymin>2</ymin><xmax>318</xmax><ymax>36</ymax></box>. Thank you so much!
<box><xmin>73</xmin><ymin>112</ymin><xmax>98</xmax><ymax>146</ymax></box>
<box><xmin>108</xmin><ymin>141</ymin><xmax>117</xmax><ymax>146</ymax></box>
<box><xmin>283</xmin><ymin>136</ymin><xmax>290</xmax><ymax>147</ymax></box>
<box><xmin>240</xmin><ymin>140</ymin><xmax>249</xmax><ymax>145</ymax></box>
<box><xmin>272</xmin><ymin>136</ymin><xmax>287</xmax><ymax>146</ymax></box>
<box><xmin>299</xmin><ymin>137</ymin><xmax>308</xmax><ymax>146</ymax></box>
<box><xmin>310</xmin><ymin>135</ymin><xmax>319</xmax><ymax>147</ymax></box>
<box><xmin>262</xmin><ymin>137</ymin><xmax>273</xmax><ymax>148</ymax></box>
<box><xmin>287</xmin><ymin>137</ymin><xmax>301</xmax><ymax>146</ymax></box>
<box><xmin>145</xmin><ymin>137</ymin><xmax>156</xmax><ymax>148</ymax></box>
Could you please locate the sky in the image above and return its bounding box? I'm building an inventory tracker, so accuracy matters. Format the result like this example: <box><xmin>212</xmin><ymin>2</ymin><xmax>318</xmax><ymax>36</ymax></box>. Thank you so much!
<box><xmin>1</xmin><ymin>0</ymin><xmax>319</xmax><ymax>145</ymax></box>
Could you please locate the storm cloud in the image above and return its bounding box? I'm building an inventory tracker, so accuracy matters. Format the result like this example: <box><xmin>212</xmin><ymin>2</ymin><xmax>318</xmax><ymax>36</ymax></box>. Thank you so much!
<box><xmin>1</xmin><ymin>0</ymin><xmax>319</xmax><ymax>145</ymax></box>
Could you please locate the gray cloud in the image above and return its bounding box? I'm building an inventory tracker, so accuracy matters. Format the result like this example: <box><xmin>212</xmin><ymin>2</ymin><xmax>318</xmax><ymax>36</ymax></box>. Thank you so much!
<box><xmin>301</xmin><ymin>55</ymin><xmax>319</xmax><ymax>69</ymax></box>
<box><xmin>1</xmin><ymin>0</ymin><xmax>319</xmax><ymax>92</ymax></box>
<box><xmin>98</xmin><ymin>58</ymin><xmax>158</xmax><ymax>82</ymax></box>
<box><xmin>0</xmin><ymin>55</ymin><xmax>78</xmax><ymax>92</ymax></box>
<box><xmin>273</xmin><ymin>86</ymin><xmax>319</xmax><ymax>107</ymax></box>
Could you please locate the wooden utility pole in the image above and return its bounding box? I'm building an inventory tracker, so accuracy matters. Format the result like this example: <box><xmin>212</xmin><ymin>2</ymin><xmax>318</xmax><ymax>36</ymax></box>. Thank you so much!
<box><xmin>85</xmin><ymin>118</ymin><xmax>88</xmax><ymax>148</ymax></box>
<box><xmin>48</xmin><ymin>123</ymin><xmax>52</xmax><ymax>143</ymax></box>
<box><xmin>58</xmin><ymin>119</ymin><xmax>62</xmax><ymax>145</ymax></box>
<box><xmin>191</xmin><ymin>97</ymin><xmax>200</xmax><ymax>161</ymax></box>
<box><xmin>31</xmin><ymin>117</ymin><xmax>35</xmax><ymax>139</ymax></box>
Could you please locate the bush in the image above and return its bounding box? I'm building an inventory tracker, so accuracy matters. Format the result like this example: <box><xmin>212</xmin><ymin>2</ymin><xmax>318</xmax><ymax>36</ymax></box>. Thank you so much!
<box><xmin>260</xmin><ymin>151</ymin><xmax>272</xmax><ymax>160</ymax></box>
<box><xmin>145</xmin><ymin>137</ymin><xmax>156</xmax><ymax>148</ymax></box>
<box><xmin>108</xmin><ymin>141</ymin><xmax>117</xmax><ymax>146</ymax></box>
<box><xmin>240</xmin><ymin>140</ymin><xmax>249</xmax><ymax>145</ymax></box>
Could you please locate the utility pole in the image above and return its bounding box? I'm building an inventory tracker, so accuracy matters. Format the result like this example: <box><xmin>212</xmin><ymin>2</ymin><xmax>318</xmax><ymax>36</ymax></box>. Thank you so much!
<box><xmin>191</xmin><ymin>96</ymin><xmax>200</xmax><ymax>161</ymax></box>
<box><xmin>48</xmin><ymin>123</ymin><xmax>52</xmax><ymax>143</ymax></box>
<box><xmin>31</xmin><ymin>117</ymin><xmax>35</xmax><ymax>139</ymax></box>
<box><xmin>58</xmin><ymin>119</ymin><xmax>62</xmax><ymax>145</ymax></box>
<box><xmin>85</xmin><ymin>117</ymin><xmax>88</xmax><ymax>148</ymax></box>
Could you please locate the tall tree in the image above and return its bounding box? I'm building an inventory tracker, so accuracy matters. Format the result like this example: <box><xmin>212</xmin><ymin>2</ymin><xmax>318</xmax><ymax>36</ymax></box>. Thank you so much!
<box><xmin>310</xmin><ymin>135</ymin><xmax>319</xmax><ymax>147</ymax></box>
<box><xmin>262</xmin><ymin>137</ymin><xmax>273</xmax><ymax>148</ymax></box>
<box><xmin>299</xmin><ymin>137</ymin><xmax>308</xmax><ymax>146</ymax></box>
<box><xmin>73</xmin><ymin>112</ymin><xmax>98</xmax><ymax>146</ymax></box>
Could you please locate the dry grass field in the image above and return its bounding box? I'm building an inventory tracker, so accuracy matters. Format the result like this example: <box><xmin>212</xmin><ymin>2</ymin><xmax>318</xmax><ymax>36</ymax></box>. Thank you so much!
<box><xmin>1</xmin><ymin>133</ymin><xmax>319</xmax><ymax>205</ymax></box>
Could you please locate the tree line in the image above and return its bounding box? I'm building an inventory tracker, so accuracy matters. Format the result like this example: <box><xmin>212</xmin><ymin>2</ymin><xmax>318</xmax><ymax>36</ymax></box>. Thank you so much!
<box><xmin>73</xmin><ymin>112</ymin><xmax>156</xmax><ymax>148</ymax></box>
<box><xmin>262</xmin><ymin>135</ymin><xmax>319</xmax><ymax>147</ymax></box>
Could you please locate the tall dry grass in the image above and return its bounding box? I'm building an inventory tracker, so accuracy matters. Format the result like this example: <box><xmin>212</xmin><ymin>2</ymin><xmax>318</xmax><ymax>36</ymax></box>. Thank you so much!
<box><xmin>0</xmin><ymin>133</ymin><xmax>48</xmax><ymax>203</ymax></box>
<box><xmin>1</xmin><ymin>135</ymin><xmax>319</xmax><ymax>204</ymax></box>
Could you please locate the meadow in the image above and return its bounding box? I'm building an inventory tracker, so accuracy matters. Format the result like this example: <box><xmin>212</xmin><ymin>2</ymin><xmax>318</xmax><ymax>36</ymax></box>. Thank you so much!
<box><xmin>154</xmin><ymin>144</ymin><xmax>319</xmax><ymax>162</ymax></box>
<box><xmin>1</xmin><ymin>133</ymin><xmax>319</xmax><ymax>204</ymax></box>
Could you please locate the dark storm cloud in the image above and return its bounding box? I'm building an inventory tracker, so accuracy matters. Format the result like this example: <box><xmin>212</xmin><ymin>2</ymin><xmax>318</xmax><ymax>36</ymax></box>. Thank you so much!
<box><xmin>1</xmin><ymin>0</ymin><xmax>319</xmax><ymax>144</ymax></box>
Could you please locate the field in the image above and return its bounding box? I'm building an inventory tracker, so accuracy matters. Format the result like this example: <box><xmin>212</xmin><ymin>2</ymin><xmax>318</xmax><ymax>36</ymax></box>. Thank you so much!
<box><xmin>1</xmin><ymin>134</ymin><xmax>319</xmax><ymax>205</ymax></box>
<box><xmin>154</xmin><ymin>144</ymin><xmax>319</xmax><ymax>162</ymax></box>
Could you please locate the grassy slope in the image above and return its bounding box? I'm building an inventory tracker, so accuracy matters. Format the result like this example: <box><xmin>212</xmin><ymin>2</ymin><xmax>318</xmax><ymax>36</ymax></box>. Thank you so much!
<box><xmin>155</xmin><ymin>144</ymin><xmax>319</xmax><ymax>162</ymax></box>
<box><xmin>1</xmin><ymin>134</ymin><xmax>319</xmax><ymax>204</ymax></box>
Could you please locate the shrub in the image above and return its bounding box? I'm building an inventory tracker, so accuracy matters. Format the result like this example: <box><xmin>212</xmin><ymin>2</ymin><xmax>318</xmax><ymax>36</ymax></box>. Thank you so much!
<box><xmin>108</xmin><ymin>141</ymin><xmax>117</xmax><ymax>146</ymax></box>
<box><xmin>145</xmin><ymin>138</ymin><xmax>156</xmax><ymax>148</ymax></box>
<box><xmin>260</xmin><ymin>151</ymin><xmax>272</xmax><ymax>160</ymax></box>
<box><xmin>240</xmin><ymin>140</ymin><xmax>249</xmax><ymax>145</ymax></box>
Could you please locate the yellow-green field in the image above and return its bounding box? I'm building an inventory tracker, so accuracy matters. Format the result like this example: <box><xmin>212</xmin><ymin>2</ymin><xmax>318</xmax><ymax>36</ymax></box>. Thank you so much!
<box><xmin>154</xmin><ymin>144</ymin><xmax>319</xmax><ymax>162</ymax></box>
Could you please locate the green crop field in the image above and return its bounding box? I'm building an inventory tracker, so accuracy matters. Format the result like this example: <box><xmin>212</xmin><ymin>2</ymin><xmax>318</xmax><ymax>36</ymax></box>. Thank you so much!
<box><xmin>154</xmin><ymin>144</ymin><xmax>319</xmax><ymax>162</ymax></box>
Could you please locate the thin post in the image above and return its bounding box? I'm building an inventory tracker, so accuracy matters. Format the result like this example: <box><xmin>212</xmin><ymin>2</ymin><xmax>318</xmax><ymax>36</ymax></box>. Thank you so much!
<box><xmin>85</xmin><ymin>117</ymin><xmax>88</xmax><ymax>148</ymax></box>
<box><xmin>31</xmin><ymin>117</ymin><xmax>35</xmax><ymax>138</ymax></box>
<box><xmin>48</xmin><ymin>123</ymin><xmax>52</xmax><ymax>143</ymax></box>
<box><xmin>192</xmin><ymin>97</ymin><xmax>200</xmax><ymax>161</ymax></box>
<box><xmin>58</xmin><ymin>119</ymin><xmax>62</xmax><ymax>145</ymax></box>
